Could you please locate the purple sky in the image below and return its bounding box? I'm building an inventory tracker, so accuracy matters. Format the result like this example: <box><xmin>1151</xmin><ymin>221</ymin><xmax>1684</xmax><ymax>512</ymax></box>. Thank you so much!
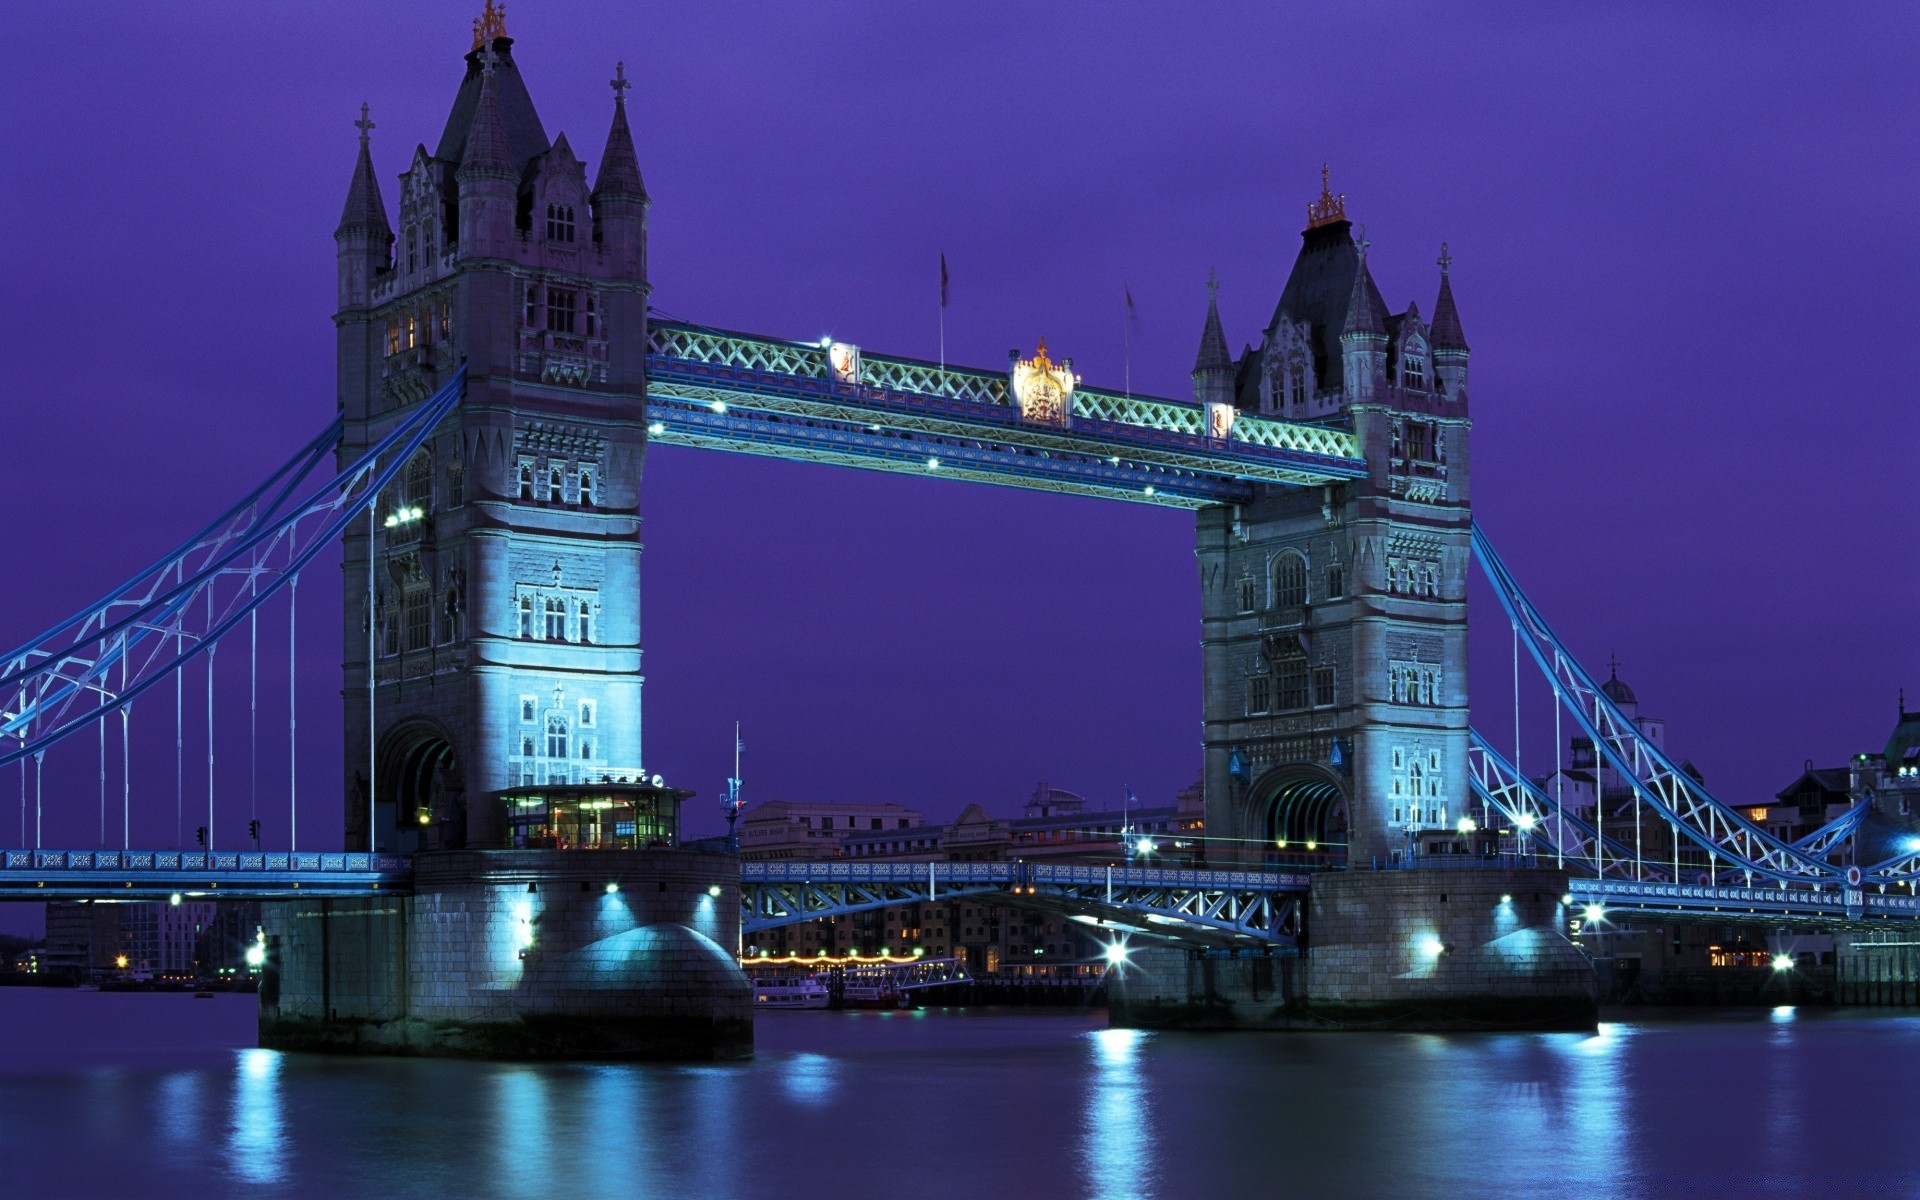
<box><xmin>2</xmin><ymin>3</ymin><xmax>1915</xmax><ymax>885</ymax></box>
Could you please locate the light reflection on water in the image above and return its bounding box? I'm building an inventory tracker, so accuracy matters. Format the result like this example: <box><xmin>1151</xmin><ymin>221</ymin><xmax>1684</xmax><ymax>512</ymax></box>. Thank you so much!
<box><xmin>5</xmin><ymin>994</ymin><xmax>1920</xmax><ymax>1199</ymax></box>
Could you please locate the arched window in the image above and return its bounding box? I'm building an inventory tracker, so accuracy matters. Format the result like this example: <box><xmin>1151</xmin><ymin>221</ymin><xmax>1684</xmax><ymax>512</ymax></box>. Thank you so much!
<box><xmin>406</xmin><ymin>228</ymin><xmax>418</xmax><ymax>274</ymax></box>
<box><xmin>1401</xmin><ymin>339</ymin><xmax>1428</xmax><ymax>390</ymax></box>
<box><xmin>517</xmin><ymin>459</ymin><xmax>534</xmax><ymax>500</ymax></box>
<box><xmin>546</xmin><ymin>715</ymin><xmax>569</xmax><ymax>759</ymax></box>
<box><xmin>404</xmin><ymin>452</ymin><xmax>431</xmax><ymax>512</ymax></box>
<box><xmin>548</xmin><ymin>465</ymin><xmax>564</xmax><ymax>501</ymax></box>
<box><xmin>545</xmin><ymin>203</ymin><xmax>575</xmax><ymax>243</ymax></box>
<box><xmin>585</xmin><ymin>293</ymin><xmax>598</xmax><ymax>338</ymax></box>
<box><xmin>520</xmin><ymin>736</ymin><xmax>534</xmax><ymax>757</ymax></box>
<box><xmin>445</xmin><ymin>461</ymin><xmax>463</xmax><ymax>507</ymax></box>
<box><xmin>544</xmin><ymin>597</ymin><xmax>566</xmax><ymax>640</ymax></box>
<box><xmin>1273</xmin><ymin>555</ymin><xmax>1307</xmax><ymax>608</ymax></box>
<box><xmin>1288</xmin><ymin>356</ymin><xmax>1307</xmax><ymax>407</ymax></box>
<box><xmin>578</xmin><ymin>600</ymin><xmax>593</xmax><ymax>644</ymax></box>
<box><xmin>578</xmin><ymin>466</ymin><xmax>595</xmax><ymax>506</ymax></box>
<box><xmin>524</xmin><ymin>283</ymin><xmax>541</xmax><ymax>327</ymax></box>
<box><xmin>518</xmin><ymin>596</ymin><xmax>533</xmax><ymax>638</ymax></box>
<box><xmin>422</xmin><ymin>219</ymin><xmax>436</xmax><ymax>262</ymax></box>
<box><xmin>1274</xmin><ymin>647</ymin><xmax>1308</xmax><ymax>710</ymax></box>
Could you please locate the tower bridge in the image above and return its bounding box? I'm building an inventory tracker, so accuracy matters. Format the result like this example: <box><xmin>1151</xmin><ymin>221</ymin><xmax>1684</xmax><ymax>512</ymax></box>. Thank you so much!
<box><xmin>2</xmin><ymin>10</ymin><xmax>1912</xmax><ymax>1054</ymax></box>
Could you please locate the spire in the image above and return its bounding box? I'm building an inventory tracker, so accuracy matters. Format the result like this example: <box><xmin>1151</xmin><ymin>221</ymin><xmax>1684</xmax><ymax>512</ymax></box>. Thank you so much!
<box><xmin>593</xmin><ymin>61</ymin><xmax>647</xmax><ymax>200</ymax></box>
<box><xmin>1307</xmin><ymin>163</ymin><xmax>1347</xmax><ymax>229</ymax></box>
<box><xmin>1431</xmin><ymin>241</ymin><xmax>1468</xmax><ymax>350</ymax></box>
<box><xmin>1341</xmin><ymin>229</ymin><xmax>1383</xmax><ymax>336</ymax></box>
<box><xmin>336</xmin><ymin>103</ymin><xmax>392</xmax><ymax>238</ymax></box>
<box><xmin>1192</xmin><ymin>269</ymin><xmax>1231</xmax><ymax>376</ymax></box>
<box><xmin>458</xmin><ymin>51</ymin><xmax>514</xmax><ymax>181</ymax></box>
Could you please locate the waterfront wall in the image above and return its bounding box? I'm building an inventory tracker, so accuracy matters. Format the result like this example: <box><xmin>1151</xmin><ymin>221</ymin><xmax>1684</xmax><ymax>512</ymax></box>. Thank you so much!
<box><xmin>260</xmin><ymin>849</ymin><xmax>752</xmax><ymax>1059</ymax></box>
<box><xmin>1110</xmin><ymin>866</ymin><xmax>1598</xmax><ymax>1031</ymax></box>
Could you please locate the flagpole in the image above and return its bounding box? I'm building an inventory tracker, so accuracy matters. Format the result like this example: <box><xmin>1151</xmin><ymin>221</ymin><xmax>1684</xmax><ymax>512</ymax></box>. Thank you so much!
<box><xmin>938</xmin><ymin>251</ymin><xmax>948</xmax><ymax>371</ymax></box>
<box><xmin>1123</xmin><ymin>289</ymin><xmax>1132</xmax><ymax>399</ymax></box>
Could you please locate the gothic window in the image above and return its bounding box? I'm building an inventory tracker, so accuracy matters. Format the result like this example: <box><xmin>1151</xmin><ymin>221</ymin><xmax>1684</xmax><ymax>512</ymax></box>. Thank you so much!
<box><xmin>441</xmin><ymin>587</ymin><xmax>458</xmax><ymax>643</ymax></box>
<box><xmin>545</xmin><ymin>203</ymin><xmax>575</xmax><ymax>243</ymax></box>
<box><xmin>446</xmin><ymin>461</ymin><xmax>463</xmax><ymax>507</ymax></box>
<box><xmin>1326</xmin><ymin>564</ymin><xmax>1346</xmax><ymax>599</ymax></box>
<box><xmin>405</xmin><ymin>312</ymin><xmax>418</xmax><ymax>350</ymax></box>
<box><xmin>1275</xmin><ymin>651</ymin><xmax>1309</xmax><ymax>711</ymax></box>
<box><xmin>547</xmin><ymin>288</ymin><xmax>577</xmax><ymax>334</ymax></box>
<box><xmin>520</xmin><ymin>736</ymin><xmax>534</xmax><ymax>757</ymax></box>
<box><xmin>578</xmin><ymin>466</ymin><xmax>595</xmax><ymax>506</ymax></box>
<box><xmin>546</xmin><ymin>715</ymin><xmax>569</xmax><ymax>759</ymax></box>
<box><xmin>585</xmin><ymin>293</ymin><xmax>598</xmax><ymax>338</ymax></box>
<box><xmin>521</xmin><ymin>697</ymin><xmax>536</xmax><ymax>723</ymax></box>
<box><xmin>578</xmin><ymin>600</ymin><xmax>593</xmax><ymax>644</ymax></box>
<box><xmin>1288</xmin><ymin>356</ymin><xmax>1307</xmax><ymax>407</ymax></box>
<box><xmin>1402</xmin><ymin>349</ymin><xmax>1426</xmax><ymax>390</ymax></box>
<box><xmin>386</xmin><ymin>323</ymin><xmax>401</xmax><ymax>356</ymax></box>
<box><xmin>1237</xmin><ymin>578</ymin><xmax>1256</xmax><ymax>614</ymax></box>
<box><xmin>547</xmin><ymin>464</ymin><xmax>564</xmax><ymax>501</ymax></box>
<box><xmin>1423</xmin><ymin>564</ymin><xmax>1440</xmax><ymax>598</ymax></box>
<box><xmin>579</xmin><ymin>739</ymin><xmax>593</xmax><ymax>761</ymax></box>
<box><xmin>544</xmin><ymin>597</ymin><xmax>566</xmax><ymax>640</ymax></box>
<box><xmin>1312</xmin><ymin>666</ymin><xmax>1335</xmax><ymax>707</ymax></box>
<box><xmin>423</xmin><ymin>219</ymin><xmax>436</xmax><ymax>261</ymax></box>
<box><xmin>525</xmin><ymin>283</ymin><xmax>541</xmax><ymax>327</ymax></box>
<box><xmin>1405</xmin><ymin>422</ymin><xmax>1429</xmax><ymax>461</ymax></box>
<box><xmin>517</xmin><ymin>458</ymin><xmax>534</xmax><ymax>499</ymax></box>
<box><xmin>1273</xmin><ymin>555</ymin><xmax>1307</xmax><ymax>608</ymax></box>
<box><xmin>406</xmin><ymin>229</ymin><xmax>418</xmax><ymax>274</ymax></box>
<box><xmin>437</xmin><ymin>297</ymin><xmax>452</xmax><ymax>342</ymax></box>
<box><xmin>404</xmin><ymin>452</ymin><xmax>431</xmax><ymax>512</ymax></box>
<box><xmin>579</xmin><ymin>700</ymin><xmax>595</xmax><ymax>728</ymax></box>
<box><xmin>518</xmin><ymin>596</ymin><xmax>533</xmax><ymax>638</ymax></box>
<box><xmin>1248</xmin><ymin>676</ymin><xmax>1271</xmax><ymax>714</ymax></box>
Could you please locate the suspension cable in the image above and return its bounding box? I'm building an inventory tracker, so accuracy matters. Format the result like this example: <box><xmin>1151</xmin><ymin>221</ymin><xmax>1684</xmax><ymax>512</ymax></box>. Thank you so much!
<box><xmin>289</xmin><ymin>574</ymin><xmax>298</xmax><ymax>854</ymax></box>
<box><xmin>250</xmin><ymin>574</ymin><xmax>258</xmax><ymax>844</ymax></box>
<box><xmin>206</xmin><ymin>589</ymin><xmax>215</xmax><ymax>851</ymax></box>
<box><xmin>367</xmin><ymin>497</ymin><xmax>378</xmax><ymax>854</ymax></box>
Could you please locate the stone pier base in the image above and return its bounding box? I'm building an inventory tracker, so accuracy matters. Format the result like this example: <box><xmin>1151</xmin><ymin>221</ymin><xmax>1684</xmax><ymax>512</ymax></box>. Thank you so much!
<box><xmin>259</xmin><ymin>849</ymin><xmax>752</xmax><ymax>1060</ymax></box>
<box><xmin>1110</xmin><ymin>866</ymin><xmax>1597</xmax><ymax>1032</ymax></box>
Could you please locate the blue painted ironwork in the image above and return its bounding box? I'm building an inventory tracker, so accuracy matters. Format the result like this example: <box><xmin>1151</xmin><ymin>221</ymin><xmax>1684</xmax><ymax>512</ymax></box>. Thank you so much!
<box><xmin>1571</xmin><ymin>876</ymin><xmax>1920</xmax><ymax>926</ymax></box>
<box><xmin>0</xmin><ymin>848</ymin><xmax>411</xmax><ymax>900</ymax></box>
<box><xmin>739</xmin><ymin>860</ymin><xmax>1307</xmax><ymax>945</ymax></box>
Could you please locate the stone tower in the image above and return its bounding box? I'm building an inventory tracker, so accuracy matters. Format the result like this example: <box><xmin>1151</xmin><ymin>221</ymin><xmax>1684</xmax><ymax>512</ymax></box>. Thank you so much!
<box><xmin>335</xmin><ymin>14</ymin><xmax>652</xmax><ymax>851</ymax></box>
<box><xmin>1198</xmin><ymin>174</ymin><xmax>1472</xmax><ymax>868</ymax></box>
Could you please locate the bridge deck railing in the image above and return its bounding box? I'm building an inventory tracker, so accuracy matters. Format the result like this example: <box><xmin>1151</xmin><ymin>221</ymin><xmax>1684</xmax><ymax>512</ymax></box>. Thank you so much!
<box><xmin>2</xmin><ymin>849</ymin><xmax>411</xmax><ymax>873</ymax></box>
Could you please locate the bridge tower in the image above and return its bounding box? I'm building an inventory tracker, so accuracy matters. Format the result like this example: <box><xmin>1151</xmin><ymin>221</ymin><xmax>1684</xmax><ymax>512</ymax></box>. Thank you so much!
<box><xmin>334</xmin><ymin>16</ymin><xmax>651</xmax><ymax>852</ymax></box>
<box><xmin>1198</xmin><ymin>178</ymin><xmax>1472</xmax><ymax>869</ymax></box>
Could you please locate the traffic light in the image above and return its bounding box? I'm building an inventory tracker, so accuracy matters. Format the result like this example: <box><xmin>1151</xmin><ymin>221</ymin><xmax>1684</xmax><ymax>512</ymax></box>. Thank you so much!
<box><xmin>248</xmin><ymin>819</ymin><xmax>261</xmax><ymax>843</ymax></box>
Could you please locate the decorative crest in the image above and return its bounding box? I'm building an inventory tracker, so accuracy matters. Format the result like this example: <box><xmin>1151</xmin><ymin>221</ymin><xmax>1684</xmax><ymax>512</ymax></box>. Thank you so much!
<box><xmin>1307</xmin><ymin>163</ymin><xmax>1347</xmax><ymax>228</ymax></box>
<box><xmin>1438</xmin><ymin>241</ymin><xmax>1453</xmax><ymax>276</ymax></box>
<box><xmin>1011</xmin><ymin>338</ymin><xmax>1077</xmax><ymax>426</ymax></box>
<box><xmin>611</xmin><ymin>61</ymin><xmax>631</xmax><ymax>99</ymax></box>
<box><xmin>471</xmin><ymin>0</ymin><xmax>508</xmax><ymax>50</ymax></box>
<box><xmin>354</xmin><ymin>102</ymin><xmax>374</xmax><ymax>144</ymax></box>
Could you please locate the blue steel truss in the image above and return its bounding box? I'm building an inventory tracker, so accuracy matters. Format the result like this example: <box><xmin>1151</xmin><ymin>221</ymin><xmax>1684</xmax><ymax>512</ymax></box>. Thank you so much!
<box><xmin>0</xmin><ymin>370</ymin><xmax>465</xmax><ymax>767</ymax></box>
<box><xmin>0</xmin><ymin>848</ymin><xmax>412</xmax><ymax>900</ymax></box>
<box><xmin>645</xmin><ymin>322</ymin><xmax>1366</xmax><ymax>508</ymax></box>
<box><xmin>739</xmin><ymin>860</ymin><xmax>1307</xmax><ymax>947</ymax></box>
<box><xmin>1571</xmin><ymin>877</ymin><xmax>1920</xmax><ymax>927</ymax></box>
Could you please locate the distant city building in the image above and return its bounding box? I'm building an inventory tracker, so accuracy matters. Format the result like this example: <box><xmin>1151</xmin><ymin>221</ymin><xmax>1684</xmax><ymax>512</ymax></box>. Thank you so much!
<box><xmin>40</xmin><ymin>900</ymin><xmax>258</xmax><ymax>982</ymax></box>
<box><xmin>738</xmin><ymin>800</ymin><xmax>924</xmax><ymax>860</ymax></box>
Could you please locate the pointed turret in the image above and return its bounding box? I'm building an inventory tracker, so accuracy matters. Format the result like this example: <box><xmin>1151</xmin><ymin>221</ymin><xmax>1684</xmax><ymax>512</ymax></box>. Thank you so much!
<box><xmin>457</xmin><ymin>52</ymin><xmax>518</xmax><ymax>257</ymax></box>
<box><xmin>457</xmin><ymin>57</ymin><xmax>514</xmax><ymax>182</ymax></box>
<box><xmin>592</xmin><ymin>63</ymin><xmax>647</xmax><ymax>201</ymax></box>
<box><xmin>335</xmin><ymin>104</ymin><xmax>392</xmax><ymax>312</ymax></box>
<box><xmin>591</xmin><ymin>61</ymin><xmax>649</xmax><ymax>280</ymax></box>
<box><xmin>1431</xmin><ymin>243</ymin><xmax>1467</xmax><ymax>351</ymax></box>
<box><xmin>1191</xmin><ymin>273</ymin><xmax>1234</xmax><ymax>408</ymax></box>
<box><xmin>337</xmin><ymin>103</ymin><xmax>392</xmax><ymax>240</ymax></box>
<box><xmin>1431</xmin><ymin>242</ymin><xmax>1470</xmax><ymax>404</ymax></box>
<box><xmin>1338</xmin><ymin>230</ymin><xmax>1387</xmax><ymax>401</ymax></box>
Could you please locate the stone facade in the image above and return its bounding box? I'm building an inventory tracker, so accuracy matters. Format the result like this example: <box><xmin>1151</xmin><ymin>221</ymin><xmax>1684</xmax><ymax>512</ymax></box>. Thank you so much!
<box><xmin>335</xmin><ymin>29</ymin><xmax>653</xmax><ymax>853</ymax></box>
<box><xmin>1197</xmin><ymin>190</ymin><xmax>1472</xmax><ymax>870</ymax></box>
<box><xmin>260</xmin><ymin>849</ymin><xmax>751</xmax><ymax>1059</ymax></box>
<box><xmin>1109</xmin><ymin>867</ymin><xmax>1597</xmax><ymax>1031</ymax></box>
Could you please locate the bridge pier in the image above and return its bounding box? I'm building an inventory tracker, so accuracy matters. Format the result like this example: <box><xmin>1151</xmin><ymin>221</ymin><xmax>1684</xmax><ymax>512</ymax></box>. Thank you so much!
<box><xmin>259</xmin><ymin>849</ymin><xmax>751</xmax><ymax>1059</ymax></box>
<box><xmin>1110</xmin><ymin>867</ymin><xmax>1597</xmax><ymax>1031</ymax></box>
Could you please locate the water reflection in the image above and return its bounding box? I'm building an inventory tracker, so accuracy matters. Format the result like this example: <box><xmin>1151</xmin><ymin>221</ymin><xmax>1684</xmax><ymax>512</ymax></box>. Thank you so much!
<box><xmin>158</xmin><ymin>1070</ymin><xmax>202</xmax><ymax>1147</ymax></box>
<box><xmin>781</xmin><ymin>1051</ymin><xmax>838</xmax><ymax>1107</ymax></box>
<box><xmin>1557</xmin><ymin>1023</ymin><xmax>1628</xmax><ymax>1186</ymax></box>
<box><xmin>227</xmin><ymin>1049</ymin><xmax>284</xmax><ymax>1185</ymax></box>
<box><xmin>1082</xmin><ymin>1028</ymin><xmax>1155</xmax><ymax>1200</ymax></box>
<box><xmin>491</xmin><ymin>1066</ymin><xmax>554</xmax><ymax>1198</ymax></box>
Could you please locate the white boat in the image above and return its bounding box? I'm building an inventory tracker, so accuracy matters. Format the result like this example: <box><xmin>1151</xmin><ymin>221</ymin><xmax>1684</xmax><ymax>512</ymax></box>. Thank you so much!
<box><xmin>754</xmin><ymin>975</ymin><xmax>829</xmax><ymax>1009</ymax></box>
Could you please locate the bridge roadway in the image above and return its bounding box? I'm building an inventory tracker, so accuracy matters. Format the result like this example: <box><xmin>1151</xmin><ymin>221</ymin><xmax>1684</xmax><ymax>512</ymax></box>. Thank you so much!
<box><xmin>3</xmin><ymin>852</ymin><xmax>1916</xmax><ymax>937</ymax></box>
<box><xmin>644</xmin><ymin>321</ymin><xmax>1368</xmax><ymax>509</ymax></box>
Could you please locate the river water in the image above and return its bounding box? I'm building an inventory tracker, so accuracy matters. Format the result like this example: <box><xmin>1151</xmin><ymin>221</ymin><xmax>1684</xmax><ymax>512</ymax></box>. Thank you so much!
<box><xmin>0</xmin><ymin>991</ymin><xmax>1915</xmax><ymax>1199</ymax></box>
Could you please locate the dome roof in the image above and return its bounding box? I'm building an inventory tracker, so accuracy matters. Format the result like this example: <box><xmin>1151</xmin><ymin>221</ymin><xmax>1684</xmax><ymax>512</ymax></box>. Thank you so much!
<box><xmin>1600</xmin><ymin>668</ymin><xmax>1637</xmax><ymax>707</ymax></box>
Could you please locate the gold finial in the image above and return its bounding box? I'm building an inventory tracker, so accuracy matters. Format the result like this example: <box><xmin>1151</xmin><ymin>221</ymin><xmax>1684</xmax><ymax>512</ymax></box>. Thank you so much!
<box><xmin>471</xmin><ymin>0</ymin><xmax>508</xmax><ymax>50</ymax></box>
<box><xmin>1032</xmin><ymin>336</ymin><xmax>1053</xmax><ymax>371</ymax></box>
<box><xmin>1307</xmin><ymin>162</ymin><xmax>1347</xmax><ymax>229</ymax></box>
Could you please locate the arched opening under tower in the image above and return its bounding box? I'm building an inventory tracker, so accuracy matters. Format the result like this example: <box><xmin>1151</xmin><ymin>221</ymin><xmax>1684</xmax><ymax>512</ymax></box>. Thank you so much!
<box><xmin>377</xmin><ymin>724</ymin><xmax>463</xmax><ymax>853</ymax></box>
<box><xmin>1255</xmin><ymin>768</ymin><xmax>1348</xmax><ymax>870</ymax></box>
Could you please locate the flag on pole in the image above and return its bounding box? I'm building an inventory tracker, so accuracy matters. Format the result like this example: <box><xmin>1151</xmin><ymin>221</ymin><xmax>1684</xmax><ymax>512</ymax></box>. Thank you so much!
<box><xmin>1124</xmin><ymin>284</ymin><xmax>1136</xmax><ymax>328</ymax></box>
<box><xmin>940</xmin><ymin>252</ymin><xmax>949</xmax><ymax>309</ymax></box>
<box><xmin>1123</xmin><ymin>284</ymin><xmax>1137</xmax><ymax>398</ymax></box>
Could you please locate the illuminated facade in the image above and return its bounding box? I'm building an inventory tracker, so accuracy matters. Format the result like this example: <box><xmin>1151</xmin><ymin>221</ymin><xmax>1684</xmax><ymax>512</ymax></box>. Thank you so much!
<box><xmin>335</xmin><ymin>23</ymin><xmax>652</xmax><ymax>850</ymax></box>
<box><xmin>1198</xmin><ymin>175</ymin><xmax>1473</xmax><ymax>866</ymax></box>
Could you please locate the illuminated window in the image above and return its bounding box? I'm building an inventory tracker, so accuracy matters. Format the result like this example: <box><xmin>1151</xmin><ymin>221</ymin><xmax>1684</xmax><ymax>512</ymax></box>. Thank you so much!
<box><xmin>1273</xmin><ymin>555</ymin><xmax>1307</xmax><ymax>608</ymax></box>
<box><xmin>437</xmin><ymin>297</ymin><xmax>452</xmax><ymax>341</ymax></box>
<box><xmin>544</xmin><ymin>597</ymin><xmax>566</xmax><ymax>640</ymax></box>
<box><xmin>578</xmin><ymin>600</ymin><xmax>593</xmax><ymax>644</ymax></box>
<box><xmin>547</xmin><ymin>289</ymin><xmax>577</xmax><ymax>334</ymax></box>
<box><xmin>545</xmin><ymin>203</ymin><xmax>575</xmax><ymax>243</ymax></box>
<box><xmin>386</xmin><ymin>323</ymin><xmax>401</xmax><ymax>355</ymax></box>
